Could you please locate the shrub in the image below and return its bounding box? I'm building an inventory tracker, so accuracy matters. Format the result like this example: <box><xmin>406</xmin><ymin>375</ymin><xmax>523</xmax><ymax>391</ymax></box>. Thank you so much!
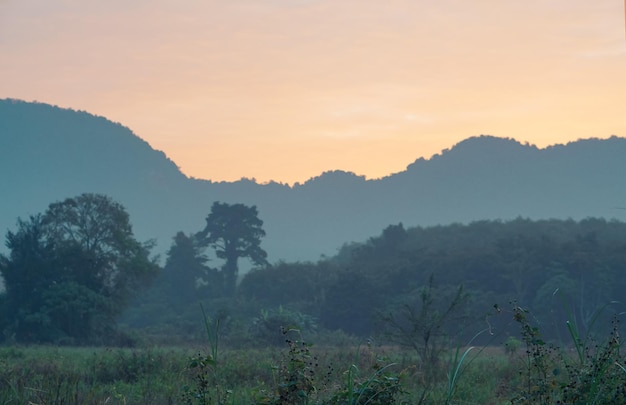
<box><xmin>510</xmin><ymin>303</ymin><xmax>626</xmax><ymax>404</ymax></box>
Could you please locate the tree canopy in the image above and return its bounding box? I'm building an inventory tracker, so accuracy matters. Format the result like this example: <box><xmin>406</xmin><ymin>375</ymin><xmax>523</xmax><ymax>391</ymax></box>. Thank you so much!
<box><xmin>236</xmin><ymin>218</ymin><xmax>626</xmax><ymax>340</ymax></box>
<box><xmin>0</xmin><ymin>193</ymin><xmax>159</xmax><ymax>344</ymax></box>
<box><xmin>197</xmin><ymin>202</ymin><xmax>268</xmax><ymax>295</ymax></box>
<box><xmin>159</xmin><ymin>231</ymin><xmax>221</xmax><ymax>305</ymax></box>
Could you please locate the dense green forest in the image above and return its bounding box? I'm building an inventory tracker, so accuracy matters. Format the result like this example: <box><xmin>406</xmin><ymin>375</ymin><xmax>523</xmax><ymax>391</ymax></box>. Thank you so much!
<box><xmin>2</xmin><ymin>192</ymin><xmax>626</xmax><ymax>348</ymax></box>
<box><xmin>126</xmin><ymin>204</ymin><xmax>626</xmax><ymax>348</ymax></box>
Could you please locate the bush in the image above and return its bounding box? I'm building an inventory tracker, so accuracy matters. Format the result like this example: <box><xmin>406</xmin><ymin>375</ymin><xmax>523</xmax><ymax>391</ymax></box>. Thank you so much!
<box><xmin>510</xmin><ymin>304</ymin><xmax>626</xmax><ymax>404</ymax></box>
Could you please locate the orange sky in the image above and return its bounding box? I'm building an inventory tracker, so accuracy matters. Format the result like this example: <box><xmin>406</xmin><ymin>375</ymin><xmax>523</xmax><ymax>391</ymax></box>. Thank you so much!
<box><xmin>1</xmin><ymin>0</ymin><xmax>625</xmax><ymax>184</ymax></box>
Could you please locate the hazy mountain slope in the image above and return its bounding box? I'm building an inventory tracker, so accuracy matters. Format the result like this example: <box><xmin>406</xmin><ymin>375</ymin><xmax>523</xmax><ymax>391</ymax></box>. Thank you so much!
<box><xmin>0</xmin><ymin>99</ymin><xmax>197</xmax><ymax>252</ymax></box>
<box><xmin>2</xmin><ymin>99</ymin><xmax>625</xmax><ymax>263</ymax></box>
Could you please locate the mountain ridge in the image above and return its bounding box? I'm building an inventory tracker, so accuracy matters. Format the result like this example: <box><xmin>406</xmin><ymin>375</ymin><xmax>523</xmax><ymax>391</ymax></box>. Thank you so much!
<box><xmin>2</xmin><ymin>98</ymin><xmax>625</xmax><ymax>262</ymax></box>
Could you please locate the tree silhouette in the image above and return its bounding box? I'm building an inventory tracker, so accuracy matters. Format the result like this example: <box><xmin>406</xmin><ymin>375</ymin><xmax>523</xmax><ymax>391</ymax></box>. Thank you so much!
<box><xmin>159</xmin><ymin>231</ymin><xmax>220</xmax><ymax>306</ymax></box>
<box><xmin>197</xmin><ymin>202</ymin><xmax>268</xmax><ymax>295</ymax></box>
<box><xmin>0</xmin><ymin>193</ymin><xmax>159</xmax><ymax>344</ymax></box>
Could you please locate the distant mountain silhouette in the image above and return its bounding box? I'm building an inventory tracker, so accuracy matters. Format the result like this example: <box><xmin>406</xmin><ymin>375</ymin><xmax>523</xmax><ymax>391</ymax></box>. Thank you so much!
<box><xmin>2</xmin><ymin>98</ymin><xmax>626</xmax><ymax>264</ymax></box>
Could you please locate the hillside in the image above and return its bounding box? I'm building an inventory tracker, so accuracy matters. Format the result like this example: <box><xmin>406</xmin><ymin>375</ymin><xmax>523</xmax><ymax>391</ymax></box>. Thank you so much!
<box><xmin>0</xmin><ymin>99</ymin><xmax>198</xmax><ymax>255</ymax></box>
<box><xmin>2</xmin><ymin>99</ymin><xmax>625</xmax><ymax>262</ymax></box>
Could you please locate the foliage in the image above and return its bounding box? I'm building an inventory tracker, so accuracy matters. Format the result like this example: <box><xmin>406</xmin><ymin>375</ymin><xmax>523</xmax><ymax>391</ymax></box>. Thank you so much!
<box><xmin>510</xmin><ymin>303</ymin><xmax>626</xmax><ymax>404</ymax></box>
<box><xmin>250</xmin><ymin>306</ymin><xmax>318</xmax><ymax>346</ymax></box>
<box><xmin>127</xmin><ymin>217</ymin><xmax>626</xmax><ymax>345</ymax></box>
<box><xmin>253</xmin><ymin>332</ymin><xmax>407</xmax><ymax>405</ymax></box>
<box><xmin>182</xmin><ymin>304</ymin><xmax>240</xmax><ymax>405</ymax></box>
<box><xmin>239</xmin><ymin>261</ymin><xmax>332</xmax><ymax>315</ymax></box>
<box><xmin>325</xmin><ymin>342</ymin><xmax>407</xmax><ymax>405</ymax></box>
<box><xmin>504</xmin><ymin>335</ymin><xmax>522</xmax><ymax>357</ymax></box>
<box><xmin>0</xmin><ymin>346</ymin><xmax>187</xmax><ymax>404</ymax></box>
<box><xmin>380</xmin><ymin>275</ymin><xmax>468</xmax><ymax>381</ymax></box>
<box><xmin>267</xmin><ymin>332</ymin><xmax>318</xmax><ymax>404</ymax></box>
<box><xmin>197</xmin><ymin>201</ymin><xmax>268</xmax><ymax>296</ymax></box>
<box><xmin>158</xmin><ymin>231</ymin><xmax>221</xmax><ymax>307</ymax></box>
<box><xmin>0</xmin><ymin>193</ymin><xmax>159</xmax><ymax>344</ymax></box>
<box><xmin>321</xmin><ymin>270</ymin><xmax>382</xmax><ymax>336</ymax></box>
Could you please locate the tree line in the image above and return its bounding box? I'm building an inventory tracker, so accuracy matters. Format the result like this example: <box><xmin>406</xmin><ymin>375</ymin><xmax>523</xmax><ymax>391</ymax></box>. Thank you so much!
<box><xmin>0</xmin><ymin>194</ymin><xmax>267</xmax><ymax>344</ymax></box>
<box><xmin>129</xmin><ymin>201</ymin><xmax>626</xmax><ymax>347</ymax></box>
<box><xmin>2</xmin><ymin>192</ymin><xmax>626</xmax><ymax>346</ymax></box>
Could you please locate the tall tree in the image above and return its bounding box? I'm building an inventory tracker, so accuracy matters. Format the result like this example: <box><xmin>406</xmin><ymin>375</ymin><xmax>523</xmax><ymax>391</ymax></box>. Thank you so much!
<box><xmin>197</xmin><ymin>202</ymin><xmax>268</xmax><ymax>296</ymax></box>
<box><xmin>0</xmin><ymin>215</ymin><xmax>59</xmax><ymax>342</ymax></box>
<box><xmin>159</xmin><ymin>231</ymin><xmax>220</xmax><ymax>306</ymax></box>
<box><xmin>0</xmin><ymin>193</ymin><xmax>159</xmax><ymax>344</ymax></box>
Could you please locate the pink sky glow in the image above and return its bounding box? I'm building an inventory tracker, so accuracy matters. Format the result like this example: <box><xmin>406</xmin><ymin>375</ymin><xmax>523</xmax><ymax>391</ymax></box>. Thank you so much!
<box><xmin>2</xmin><ymin>0</ymin><xmax>626</xmax><ymax>184</ymax></box>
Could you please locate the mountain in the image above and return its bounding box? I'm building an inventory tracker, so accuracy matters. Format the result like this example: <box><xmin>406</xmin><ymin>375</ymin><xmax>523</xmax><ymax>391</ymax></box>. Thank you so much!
<box><xmin>2</xmin><ymin>99</ymin><xmax>626</xmax><ymax>263</ymax></box>
<box><xmin>0</xmin><ymin>99</ymin><xmax>196</xmax><ymax>255</ymax></box>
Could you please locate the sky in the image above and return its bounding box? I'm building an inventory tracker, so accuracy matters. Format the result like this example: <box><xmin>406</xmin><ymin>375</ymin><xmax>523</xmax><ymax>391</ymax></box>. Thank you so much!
<box><xmin>1</xmin><ymin>0</ymin><xmax>625</xmax><ymax>184</ymax></box>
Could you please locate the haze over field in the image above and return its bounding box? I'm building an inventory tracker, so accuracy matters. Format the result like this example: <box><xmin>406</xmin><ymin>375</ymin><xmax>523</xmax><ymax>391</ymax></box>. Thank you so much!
<box><xmin>2</xmin><ymin>1</ymin><xmax>625</xmax><ymax>184</ymax></box>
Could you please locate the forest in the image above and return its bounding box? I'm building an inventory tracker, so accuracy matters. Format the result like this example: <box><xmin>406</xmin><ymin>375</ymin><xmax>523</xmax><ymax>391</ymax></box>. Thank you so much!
<box><xmin>1</xmin><ymin>192</ymin><xmax>626</xmax><ymax>404</ymax></box>
<box><xmin>128</xmin><ymin>206</ymin><xmax>626</xmax><ymax>347</ymax></box>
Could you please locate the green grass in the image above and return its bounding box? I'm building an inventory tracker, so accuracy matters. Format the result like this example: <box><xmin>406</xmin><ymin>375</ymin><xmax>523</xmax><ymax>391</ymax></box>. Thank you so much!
<box><xmin>3</xmin><ymin>324</ymin><xmax>624</xmax><ymax>405</ymax></box>
<box><xmin>0</xmin><ymin>344</ymin><xmax>520</xmax><ymax>404</ymax></box>
<box><xmin>0</xmin><ymin>345</ymin><xmax>187</xmax><ymax>404</ymax></box>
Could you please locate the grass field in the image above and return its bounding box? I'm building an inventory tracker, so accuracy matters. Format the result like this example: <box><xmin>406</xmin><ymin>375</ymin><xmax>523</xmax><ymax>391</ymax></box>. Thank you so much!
<box><xmin>2</xmin><ymin>315</ymin><xmax>625</xmax><ymax>405</ymax></box>
<box><xmin>0</xmin><ymin>342</ymin><xmax>520</xmax><ymax>405</ymax></box>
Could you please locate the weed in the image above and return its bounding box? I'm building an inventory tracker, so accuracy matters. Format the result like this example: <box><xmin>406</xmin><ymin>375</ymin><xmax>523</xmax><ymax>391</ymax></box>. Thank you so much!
<box><xmin>510</xmin><ymin>302</ymin><xmax>626</xmax><ymax>405</ymax></box>
<box><xmin>275</xmin><ymin>329</ymin><xmax>318</xmax><ymax>404</ymax></box>
<box><xmin>326</xmin><ymin>344</ymin><xmax>406</xmax><ymax>405</ymax></box>
<box><xmin>504</xmin><ymin>336</ymin><xmax>522</xmax><ymax>357</ymax></box>
<box><xmin>181</xmin><ymin>304</ymin><xmax>232</xmax><ymax>405</ymax></box>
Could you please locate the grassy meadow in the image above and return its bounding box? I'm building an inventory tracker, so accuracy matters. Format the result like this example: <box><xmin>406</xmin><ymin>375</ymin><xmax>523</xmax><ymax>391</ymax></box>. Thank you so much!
<box><xmin>0</xmin><ymin>342</ymin><xmax>519</xmax><ymax>405</ymax></box>
<box><xmin>3</xmin><ymin>306</ymin><xmax>626</xmax><ymax>405</ymax></box>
